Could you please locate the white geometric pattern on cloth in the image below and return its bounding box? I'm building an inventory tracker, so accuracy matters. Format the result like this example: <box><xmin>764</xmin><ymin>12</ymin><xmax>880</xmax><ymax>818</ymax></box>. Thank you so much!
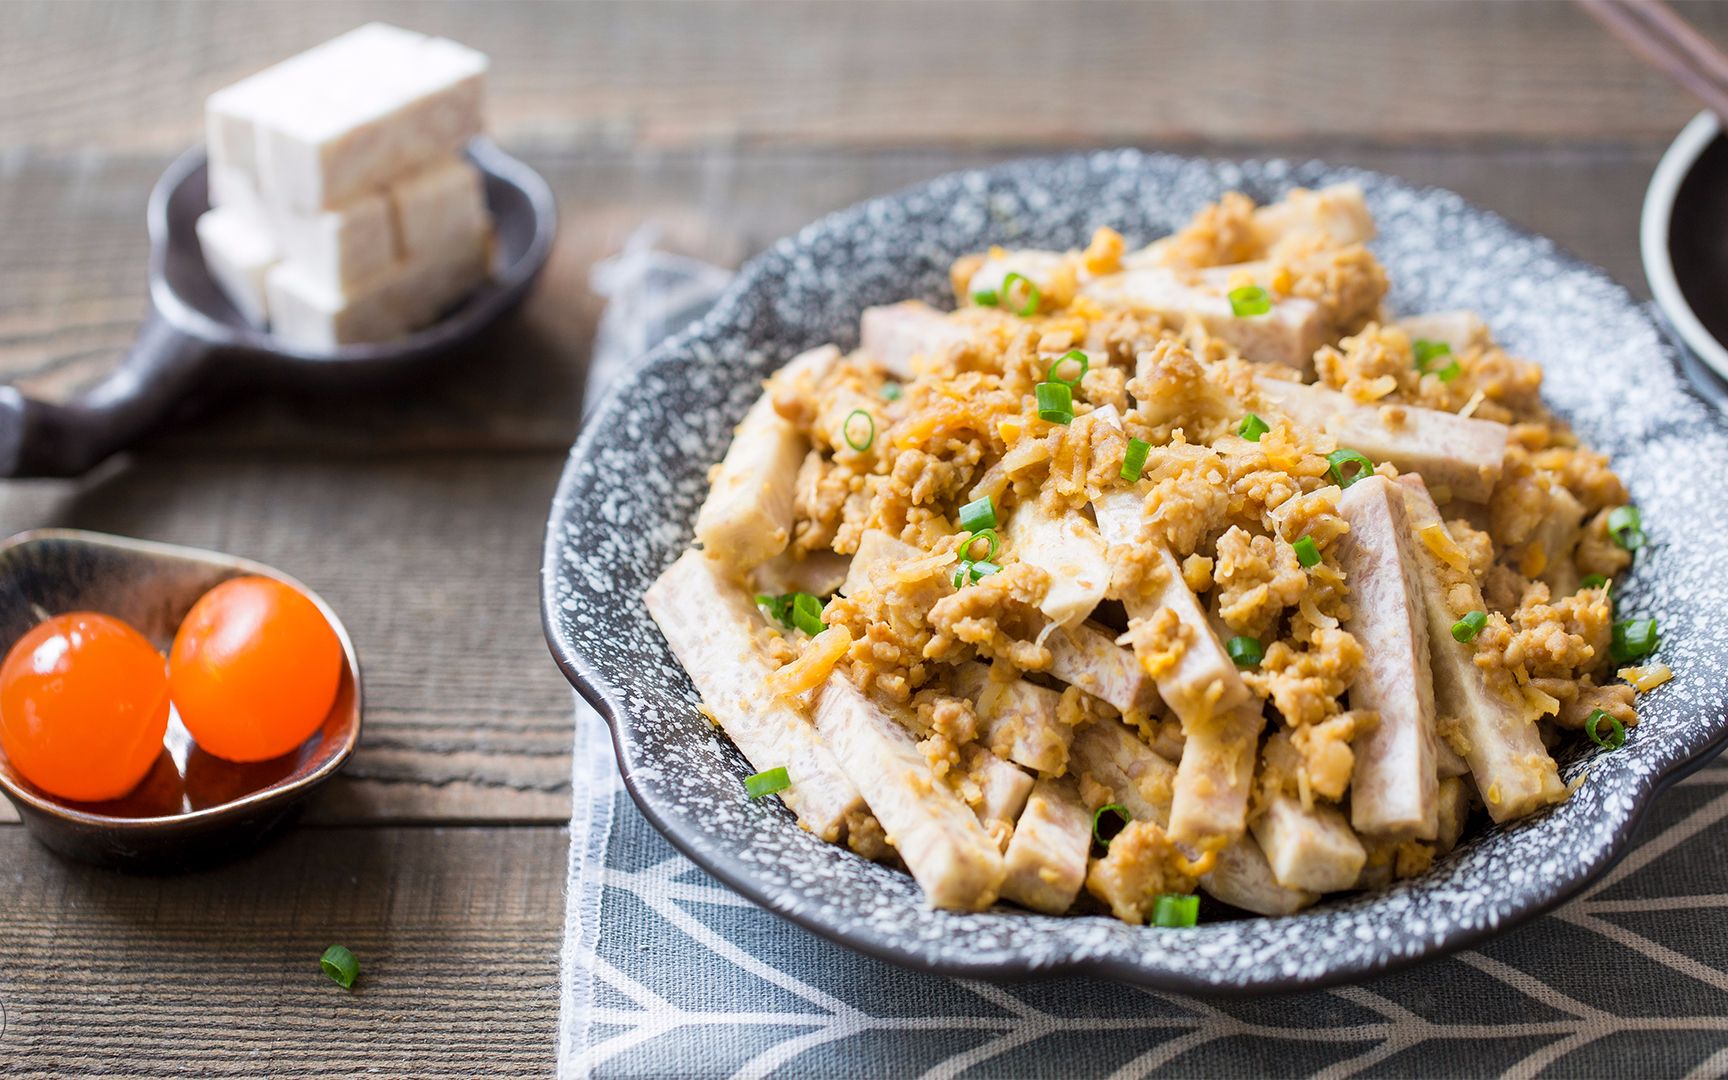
<box><xmin>560</xmin><ymin>700</ymin><xmax>1728</xmax><ymax>1080</ymax></box>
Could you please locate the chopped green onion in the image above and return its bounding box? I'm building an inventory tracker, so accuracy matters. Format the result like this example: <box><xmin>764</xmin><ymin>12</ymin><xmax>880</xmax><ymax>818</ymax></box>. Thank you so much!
<box><xmin>842</xmin><ymin>409</ymin><xmax>875</xmax><ymax>452</ymax></box>
<box><xmin>1092</xmin><ymin>803</ymin><xmax>1130</xmax><ymax>846</ymax></box>
<box><xmin>951</xmin><ymin>560</ymin><xmax>1003</xmax><ymax>588</ymax></box>
<box><xmin>1580</xmin><ymin>574</ymin><xmax>1610</xmax><ymax>591</ymax></box>
<box><xmin>1586</xmin><ymin>709</ymin><xmax>1627</xmax><ymax>751</ymax></box>
<box><xmin>1002</xmin><ymin>272</ymin><xmax>1041</xmax><ymax>317</ymax></box>
<box><xmin>1608</xmin><ymin>506</ymin><xmax>1645</xmax><ymax>551</ymax></box>
<box><xmin>1036</xmin><ymin>381</ymin><xmax>1074</xmax><ymax>424</ymax></box>
<box><xmin>1121</xmin><ymin>438</ymin><xmax>1151</xmax><ymax>482</ymax></box>
<box><xmin>1152</xmin><ymin>893</ymin><xmax>1200</xmax><ymax>928</ymax></box>
<box><xmin>791</xmin><ymin>593</ymin><xmax>826</xmax><ymax>637</ymax></box>
<box><xmin>755</xmin><ymin>593</ymin><xmax>795</xmax><ymax>627</ymax></box>
<box><xmin>1227</xmin><ymin>636</ymin><xmax>1263</xmax><ymax>668</ymax></box>
<box><xmin>1413</xmin><ymin>338</ymin><xmax>1452</xmax><ymax>372</ymax></box>
<box><xmin>880</xmin><ymin>382</ymin><xmax>903</xmax><ymax>401</ymax></box>
<box><xmin>972</xmin><ymin>288</ymin><xmax>999</xmax><ymax>307</ymax></box>
<box><xmin>1326</xmin><ymin>448</ymin><xmax>1375</xmax><ymax>489</ymax></box>
<box><xmin>1611</xmin><ymin>618</ymin><xmax>1659</xmax><ymax>664</ymax></box>
<box><xmin>758</xmin><ymin>592</ymin><xmax>827</xmax><ymax>635</ymax></box>
<box><xmin>1452</xmin><ymin>610</ymin><xmax>1488</xmax><ymax>643</ymax></box>
<box><xmin>320</xmin><ymin>945</ymin><xmax>359</xmax><ymax>989</ymax></box>
<box><xmin>1238</xmin><ymin>413</ymin><xmax>1270</xmax><ymax>442</ymax></box>
<box><xmin>959</xmin><ymin>495</ymin><xmax>997</xmax><ymax>533</ymax></box>
<box><xmin>1047</xmin><ymin>350</ymin><xmax>1090</xmax><ymax>387</ymax></box>
<box><xmin>959</xmin><ymin>528</ymin><xmax>1001</xmax><ymax>563</ymax></box>
<box><xmin>1227</xmin><ymin>285</ymin><xmax>1272</xmax><ymax>317</ymax></box>
<box><xmin>1292</xmin><ymin>535</ymin><xmax>1321</xmax><ymax>568</ymax></box>
<box><xmin>1434</xmin><ymin>359</ymin><xmax>1462</xmax><ymax>382</ymax></box>
<box><xmin>745</xmin><ymin>766</ymin><xmax>792</xmax><ymax>798</ymax></box>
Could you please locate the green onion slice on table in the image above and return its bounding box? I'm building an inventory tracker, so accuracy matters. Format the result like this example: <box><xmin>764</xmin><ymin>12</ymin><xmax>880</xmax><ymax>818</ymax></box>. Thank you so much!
<box><xmin>320</xmin><ymin>945</ymin><xmax>359</xmax><ymax>989</ymax></box>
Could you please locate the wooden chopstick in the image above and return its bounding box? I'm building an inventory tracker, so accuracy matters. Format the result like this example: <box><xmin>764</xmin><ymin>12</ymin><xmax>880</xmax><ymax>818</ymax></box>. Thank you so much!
<box><xmin>1579</xmin><ymin>0</ymin><xmax>1728</xmax><ymax>119</ymax></box>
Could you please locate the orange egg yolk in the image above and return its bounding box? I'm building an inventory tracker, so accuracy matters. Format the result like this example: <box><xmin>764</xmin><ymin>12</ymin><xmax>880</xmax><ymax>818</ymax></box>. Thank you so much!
<box><xmin>169</xmin><ymin>576</ymin><xmax>343</xmax><ymax>763</ymax></box>
<box><xmin>0</xmin><ymin>612</ymin><xmax>170</xmax><ymax>802</ymax></box>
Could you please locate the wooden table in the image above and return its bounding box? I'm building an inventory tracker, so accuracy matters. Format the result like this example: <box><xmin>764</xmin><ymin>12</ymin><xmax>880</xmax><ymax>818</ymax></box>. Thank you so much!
<box><xmin>0</xmin><ymin>2</ymin><xmax>1719</xmax><ymax>1074</ymax></box>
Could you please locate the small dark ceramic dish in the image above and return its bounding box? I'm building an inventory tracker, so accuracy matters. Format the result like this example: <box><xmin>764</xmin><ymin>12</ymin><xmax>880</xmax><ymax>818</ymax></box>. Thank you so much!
<box><xmin>1644</xmin><ymin>110</ymin><xmax>1728</xmax><ymax>400</ymax></box>
<box><xmin>543</xmin><ymin>152</ymin><xmax>1728</xmax><ymax>993</ymax></box>
<box><xmin>0</xmin><ymin>530</ymin><xmax>361</xmax><ymax>870</ymax></box>
<box><xmin>0</xmin><ymin>138</ymin><xmax>556</xmax><ymax>478</ymax></box>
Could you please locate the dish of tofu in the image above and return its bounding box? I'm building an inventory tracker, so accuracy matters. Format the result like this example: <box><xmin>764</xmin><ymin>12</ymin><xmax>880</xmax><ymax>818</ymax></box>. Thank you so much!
<box><xmin>645</xmin><ymin>183</ymin><xmax>1665</xmax><ymax>923</ymax></box>
<box><xmin>197</xmin><ymin>24</ymin><xmax>495</xmax><ymax>350</ymax></box>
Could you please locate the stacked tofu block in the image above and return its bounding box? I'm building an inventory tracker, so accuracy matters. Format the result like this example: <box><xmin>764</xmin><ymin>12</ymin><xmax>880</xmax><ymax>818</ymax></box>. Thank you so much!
<box><xmin>196</xmin><ymin>23</ymin><xmax>493</xmax><ymax>349</ymax></box>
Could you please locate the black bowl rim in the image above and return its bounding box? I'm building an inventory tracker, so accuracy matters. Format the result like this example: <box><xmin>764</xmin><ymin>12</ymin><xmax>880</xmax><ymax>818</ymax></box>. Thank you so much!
<box><xmin>1642</xmin><ymin>110</ymin><xmax>1728</xmax><ymax>382</ymax></box>
<box><xmin>0</xmin><ymin>528</ymin><xmax>363</xmax><ymax>831</ymax></box>
<box><xmin>541</xmin><ymin>149</ymin><xmax>1728</xmax><ymax>994</ymax></box>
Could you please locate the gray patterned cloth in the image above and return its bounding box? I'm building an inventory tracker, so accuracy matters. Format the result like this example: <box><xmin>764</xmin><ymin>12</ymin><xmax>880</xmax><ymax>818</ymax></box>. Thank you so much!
<box><xmin>559</xmin><ymin>239</ymin><xmax>1728</xmax><ymax>1080</ymax></box>
<box><xmin>560</xmin><ymin>704</ymin><xmax>1728</xmax><ymax>1079</ymax></box>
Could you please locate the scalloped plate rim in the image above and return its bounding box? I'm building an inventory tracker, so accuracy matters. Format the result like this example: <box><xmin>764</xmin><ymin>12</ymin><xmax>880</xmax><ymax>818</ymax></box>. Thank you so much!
<box><xmin>542</xmin><ymin>148</ymin><xmax>1728</xmax><ymax>994</ymax></box>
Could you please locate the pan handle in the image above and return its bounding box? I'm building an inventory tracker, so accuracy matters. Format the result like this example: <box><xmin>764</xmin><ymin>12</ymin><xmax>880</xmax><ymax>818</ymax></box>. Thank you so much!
<box><xmin>0</xmin><ymin>309</ymin><xmax>217</xmax><ymax>478</ymax></box>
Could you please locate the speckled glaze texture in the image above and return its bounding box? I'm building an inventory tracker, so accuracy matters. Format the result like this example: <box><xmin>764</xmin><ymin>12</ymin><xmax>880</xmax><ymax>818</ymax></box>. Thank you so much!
<box><xmin>542</xmin><ymin>151</ymin><xmax>1728</xmax><ymax>994</ymax></box>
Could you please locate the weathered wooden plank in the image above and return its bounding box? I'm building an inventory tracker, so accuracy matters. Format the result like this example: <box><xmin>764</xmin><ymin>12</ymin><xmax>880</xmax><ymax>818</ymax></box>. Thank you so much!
<box><xmin>0</xmin><ymin>824</ymin><xmax>565</xmax><ymax>1077</ymax></box>
<box><xmin>0</xmin><ymin>1</ymin><xmax>1718</xmax><ymax>153</ymax></box>
<box><xmin>0</xmin><ymin>452</ymin><xmax>576</xmax><ymax>825</ymax></box>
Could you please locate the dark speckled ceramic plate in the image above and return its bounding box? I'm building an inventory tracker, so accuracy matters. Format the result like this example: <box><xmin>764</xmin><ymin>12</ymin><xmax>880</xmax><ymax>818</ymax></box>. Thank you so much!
<box><xmin>542</xmin><ymin>151</ymin><xmax>1728</xmax><ymax>994</ymax></box>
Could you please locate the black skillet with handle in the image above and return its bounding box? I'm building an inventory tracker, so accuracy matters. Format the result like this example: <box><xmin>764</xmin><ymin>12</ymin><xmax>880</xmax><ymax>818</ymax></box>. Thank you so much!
<box><xmin>0</xmin><ymin>138</ymin><xmax>556</xmax><ymax>477</ymax></box>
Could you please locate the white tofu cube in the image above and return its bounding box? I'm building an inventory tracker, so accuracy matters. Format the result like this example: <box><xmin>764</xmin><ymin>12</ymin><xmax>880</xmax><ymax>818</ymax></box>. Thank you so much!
<box><xmin>389</xmin><ymin>156</ymin><xmax>488</xmax><ymax>263</ymax></box>
<box><xmin>389</xmin><ymin>228</ymin><xmax>491</xmax><ymax>330</ymax></box>
<box><xmin>267</xmin><ymin>262</ymin><xmax>406</xmax><ymax>348</ymax></box>
<box><xmin>207</xmin><ymin>163</ymin><xmax>266</xmax><ymax>219</ymax></box>
<box><xmin>265</xmin><ymin>229</ymin><xmax>488</xmax><ymax>350</ymax></box>
<box><xmin>272</xmin><ymin>192</ymin><xmax>399</xmax><ymax>291</ymax></box>
<box><xmin>235</xmin><ymin>24</ymin><xmax>487</xmax><ymax>211</ymax></box>
<box><xmin>206</xmin><ymin>25</ymin><xmax>402</xmax><ymax>177</ymax></box>
<box><xmin>195</xmin><ymin>208</ymin><xmax>279</xmax><ymax>328</ymax></box>
<box><xmin>206</xmin><ymin>77</ymin><xmax>279</xmax><ymax>178</ymax></box>
<box><xmin>211</xmin><ymin>156</ymin><xmax>399</xmax><ymax>293</ymax></box>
